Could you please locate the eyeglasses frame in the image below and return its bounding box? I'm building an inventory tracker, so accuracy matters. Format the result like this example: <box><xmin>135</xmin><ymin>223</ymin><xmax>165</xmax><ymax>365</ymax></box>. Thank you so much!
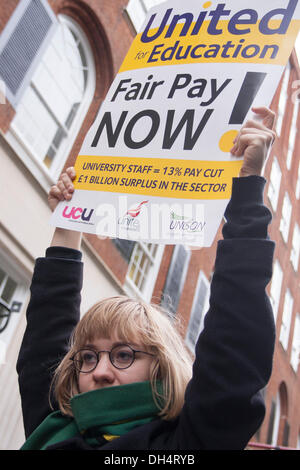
<box><xmin>70</xmin><ymin>343</ymin><xmax>155</xmax><ymax>372</ymax></box>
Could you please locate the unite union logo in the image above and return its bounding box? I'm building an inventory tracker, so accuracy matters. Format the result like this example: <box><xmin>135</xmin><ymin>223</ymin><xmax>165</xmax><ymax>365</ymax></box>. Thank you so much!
<box><xmin>126</xmin><ymin>200</ymin><xmax>148</xmax><ymax>218</ymax></box>
<box><xmin>118</xmin><ymin>200</ymin><xmax>149</xmax><ymax>231</ymax></box>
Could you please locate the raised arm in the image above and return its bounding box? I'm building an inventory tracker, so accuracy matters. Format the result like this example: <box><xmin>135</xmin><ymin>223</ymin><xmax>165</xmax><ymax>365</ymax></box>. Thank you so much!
<box><xmin>17</xmin><ymin>168</ymin><xmax>83</xmax><ymax>439</ymax></box>
<box><xmin>48</xmin><ymin>167</ymin><xmax>82</xmax><ymax>250</ymax></box>
<box><xmin>176</xmin><ymin>108</ymin><xmax>276</xmax><ymax>450</ymax></box>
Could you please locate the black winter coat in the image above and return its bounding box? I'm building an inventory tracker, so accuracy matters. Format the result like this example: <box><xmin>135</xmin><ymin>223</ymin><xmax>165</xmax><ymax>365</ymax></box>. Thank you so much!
<box><xmin>17</xmin><ymin>176</ymin><xmax>276</xmax><ymax>450</ymax></box>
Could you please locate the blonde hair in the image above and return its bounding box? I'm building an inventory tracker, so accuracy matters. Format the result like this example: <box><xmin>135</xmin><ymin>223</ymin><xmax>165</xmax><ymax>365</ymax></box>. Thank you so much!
<box><xmin>51</xmin><ymin>296</ymin><xmax>193</xmax><ymax>420</ymax></box>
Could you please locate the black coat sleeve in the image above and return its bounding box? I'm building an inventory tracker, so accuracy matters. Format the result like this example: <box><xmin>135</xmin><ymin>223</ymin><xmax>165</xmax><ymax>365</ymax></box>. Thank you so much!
<box><xmin>16</xmin><ymin>247</ymin><xmax>83</xmax><ymax>439</ymax></box>
<box><xmin>176</xmin><ymin>176</ymin><xmax>276</xmax><ymax>450</ymax></box>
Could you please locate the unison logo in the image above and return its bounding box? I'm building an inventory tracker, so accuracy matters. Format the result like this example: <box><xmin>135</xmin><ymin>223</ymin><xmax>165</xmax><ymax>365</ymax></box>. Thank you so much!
<box><xmin>170</xmin><ymin>211</ymin><xmax>206</xmax><ymax>234</ymax></box>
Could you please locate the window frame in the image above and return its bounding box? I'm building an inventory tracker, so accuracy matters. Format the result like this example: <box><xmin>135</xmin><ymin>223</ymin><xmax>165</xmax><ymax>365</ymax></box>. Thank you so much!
<box><xmin>286</xmin><ymin>96</ymin><xmax>299</xmax><ymax>170</ymax></box>
<box><xmin>185</xmin><ymin>270</ymin><xmax>210</xmax><ymax>353</ymax></box>
<box><xmin>124</xmin><ymin>242</ymin><xmax>164</xmax><ymax>302</ymax></box>
<box><xmin>290</xmin><ymin>223</ymin><xmax>300</xmax><ymax>272</ymax></box>
<box><xmin>279</xmin><ymin>289</ymin><xmax>294</xmax><ymax>351</ymax></box>
<box><xmin>0</xmin><ymin>247</ymin><xmax>29</xmax><ymax>362</ymax></box>
<box><xmin>296</xmin><ymin>163</ymin><xmax>300</xmax><ymax>200</ymax></box>
<box><xmin>267</xmin><ymin>157</ymin><xmax>282</xmax><ymax>212</ymax></box>
<box><xmin>0</xmin><ymin>0</ymin><xmax>58</xmax><ymax>108</ymax></box>
<box><xmin>279</xmin><ymin>192</ymin><xmax>292</xmax><ymax>244</ymax></box>
<box><xmin>5</xmin><ymin>14</ymin><xmax>96</xmax><ymax>191</ymax></box>
<box><xmin>269</xmin><ymin>259</ymin><xmax>283</xmax><ymax>322</ymax></box>
<box><xmin>290</xmin><ymin>314</ymin><xmax>300</xmax><ymax>373</ymax></box>
<box><xmin>270</xmin><ymin>393</ymin><xmax>281</xmax><ymax>447</ymax></box>
<box><xmin>125</xmin><ymin>0</ymin><xmax>166</xmax><ymax>33</ymax></box>
<box><xmin>275</xmin><ymin>62</ymin><xmax>291</xmax><ymax>138</ymax></box>
<box><xmin>125</xmin><ymin>0</ymin><xmax>148</xmax><ymax>33</ymax></box>
<box><xmin>160</xmin><ymin>244</ymin><xmax>191</xmax><ymax>317</ymax></box>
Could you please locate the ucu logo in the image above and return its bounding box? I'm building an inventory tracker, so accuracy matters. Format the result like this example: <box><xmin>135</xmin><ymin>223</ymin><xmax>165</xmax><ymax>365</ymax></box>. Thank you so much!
<box><xmin>62</xmin><ymin>206</ymin><xmax>94</xmax><ymax>221</ymax></box>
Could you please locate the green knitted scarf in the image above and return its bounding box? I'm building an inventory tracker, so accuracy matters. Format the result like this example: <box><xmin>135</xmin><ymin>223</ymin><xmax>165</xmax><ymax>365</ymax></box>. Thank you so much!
<box><xmin>21</xmin><ymin>381</ymin><xmax>162</xmax><ymax>450</ymax></box>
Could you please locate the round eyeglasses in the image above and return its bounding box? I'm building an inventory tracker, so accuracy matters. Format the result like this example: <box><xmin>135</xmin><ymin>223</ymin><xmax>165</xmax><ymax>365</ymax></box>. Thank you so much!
<box><xmin>71</xmin><ymin>344</ymin><xmax>155</xmax><ymax>372</ymax></box>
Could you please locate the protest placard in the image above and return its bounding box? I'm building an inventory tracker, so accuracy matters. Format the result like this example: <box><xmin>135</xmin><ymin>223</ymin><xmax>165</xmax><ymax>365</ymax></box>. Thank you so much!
<box><xmin>51</xmin><ymin>0</ymin><xmax>300</xmax><ymax>246</ymax></box>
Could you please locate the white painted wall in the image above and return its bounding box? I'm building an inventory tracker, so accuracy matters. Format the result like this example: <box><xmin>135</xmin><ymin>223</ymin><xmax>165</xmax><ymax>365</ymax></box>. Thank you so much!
<box><xmin>0</xmin><ymin>135</ymin><xmax>123</xmax><ymax>449</ymax></box>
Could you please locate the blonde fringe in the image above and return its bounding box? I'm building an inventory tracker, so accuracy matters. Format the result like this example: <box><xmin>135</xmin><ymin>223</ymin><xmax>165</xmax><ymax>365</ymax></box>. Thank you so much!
<box><xmin>50</xmin><ymin>296</ymin><xmax>193</xmax><ymax>420</ymax></box>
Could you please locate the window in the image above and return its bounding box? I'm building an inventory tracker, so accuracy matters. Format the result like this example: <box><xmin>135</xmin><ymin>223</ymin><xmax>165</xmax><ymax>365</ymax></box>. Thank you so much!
<box><xmin>267</xmin><ymin>394</ymin><xmax>281</xmax><ymax>446</ymax></box>
<box><xmin>290</xmin><ymin>314</ymin><xmax>300</xmax><ymax>372</ymax></box>
<box><xmin>0</xmin><ymin>0</ymin><xmax>57</xmax><ymax>108</ymax></box>
<box><xmin>161</xmin><ymin>245</ymin><xmax>190</xmax><ymax>316</ymax></box>
<box><xmin>126</xmin><ymin>0</ymin><xmax>166</xmax><ymax>33</ymax></box>
<box><xmin>0</xmin><ymin>268</ymin><xmax>18</xmax><ymax>334</ymax></box>
<box><xmin>290</xmin><ymin>224</ymin><xmax>300</xmax><ymax>271</ymax></box>
<box><xmin>279</xmin><ymin>192</ymin><xmax>292</xmax><ymax>243</ymax></box>
<box><xmin>143</xmin><ymin>0</ymin><xmax>165</xmax><ymax>6</ymax></box>
<box><xmin>279</xmin><ymin>289</ymin><xmax>293</xmax><ymax>350</ymax></box>
<box><xmin>296</xmin><ymin>164</ymin><xmax>300</xmax><ymax>200</ymax></box>
<box><xmin>125</xmin><ymin>242</ymin><xmax>164</xmax><ymax>302</ymax></box>
<box><xmin>7</xmin><ymin>14</ymin><xmax>95</xmax><ymax>185</ymax></box>
<box><xmin>276</xmin><ymin>62</ymin><xmax>291</xmax><ymax>137</ymax></box>
<box><xmin>185</xmin><ymin>271</ymin><xmax>210</xmax><ymax>353</ymax></box>
<box><xmin>283</xmin><ymin>421</ymin><xmax>290</xmax><ymax>448</ymax></box>
<box><xmin>267</xmin><ymin>384</ymin><xmax>289</xmax><ymax>448</ymax></box>
<box><xmin>0</xmin><ymin>250</ymin><xmax>28</xmax><ymax>362</ymax></box>
<box><xmin>286</xmin><ymin>97</ymin><xmax>299</xmax><ymax>170</ymax></box>
<box><xmin>126</xmin><ymin>0</ymin><xmax>147</xmax><ymax>32</ymax></box>
<box><xmin>112</xmin><ymin>239</ymin><xmax>136</xmax><ymax>263</ymax></box>
<box><xmin>0</xmin><ymin>80</ymin><xmax>5</xmax><ymax>104</ymax></box>
<box><xmin>269</xmin><ymin>259</ymin><xmax>283</xmax><ymax>321</ymax></box>
<box><xmin>267</xmin><ymin>157</ymin><xmax>282</xmax><ymax>211</ymax></box>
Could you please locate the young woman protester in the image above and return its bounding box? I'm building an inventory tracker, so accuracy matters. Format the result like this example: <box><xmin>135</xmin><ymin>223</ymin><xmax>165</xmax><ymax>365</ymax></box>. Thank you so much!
<box><xmin>17</xmin><ymin>107</ymin><xmax>276</xmax><ymax>450</ymax></box>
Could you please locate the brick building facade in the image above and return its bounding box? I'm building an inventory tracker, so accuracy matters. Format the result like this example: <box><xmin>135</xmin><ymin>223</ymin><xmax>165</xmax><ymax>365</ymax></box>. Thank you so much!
<box><xmin>0</xmin><ymin>0</ymin><xmax>299</xmax><ymax>449</ymax></box>
<box><xmin>254</xmin><ymin>49</ymin><xmax>300</xmax><ymax>450</ymax></box>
